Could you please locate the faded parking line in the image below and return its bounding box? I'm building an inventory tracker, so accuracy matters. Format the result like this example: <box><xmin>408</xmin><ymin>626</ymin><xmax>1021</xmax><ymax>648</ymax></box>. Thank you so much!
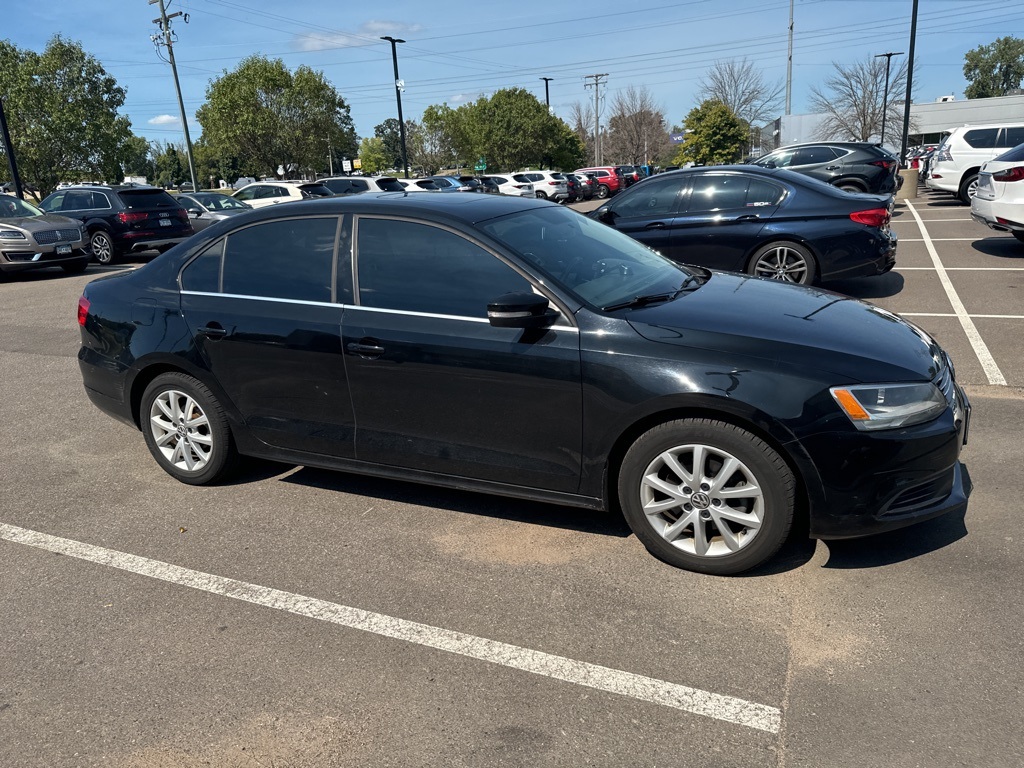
<box><xmin>0</xmin><ymin>522</ymin><xmax>782</xmax><ymax>733</ymax></box>
<box><xmin>906</xmin><ymin>201</ymin><xmax>1007</xmax><ymax>386</ymax></box>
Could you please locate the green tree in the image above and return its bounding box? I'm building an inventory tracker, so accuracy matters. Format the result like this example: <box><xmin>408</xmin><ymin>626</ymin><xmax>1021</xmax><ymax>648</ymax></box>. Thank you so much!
<box><xmin>152</xmin><ymin>141</ymin><xmax>186</xmax><ymax>188</ymax></box>
<box><xmin>196</xmin><ymin>55</ymin><xmax>358</xmax><ymax>179</ymax></box>
<box><xmin>963</xmin><ymin>36</ymin><xmax>1024</xmax><ymax>99</ymax></box>
<box><xmin>0</xmin><ymin>36</ymin><xmax>135</xmax><ymax>196</ymax></box>
<box><xmin>121</xmin><ymin>136</ymin><xmax>153</xmax><ymax>179</ymax></box>
<box><xmin>358</xmin><ymin>136</ymin><xmax>389</xmax><ymax>175</ymax></box>
<box><xmin>672</xmin><ymin>100</ymin><xmax>748</xmax><ymax>166</ymax></box>
<box><xmin>374</xmin><ymin>118</ymin><xmax>404</xmax><ymax>170</ymax></box>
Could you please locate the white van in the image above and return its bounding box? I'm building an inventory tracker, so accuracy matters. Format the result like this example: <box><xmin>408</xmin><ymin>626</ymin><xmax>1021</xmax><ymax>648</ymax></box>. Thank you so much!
<box><xmin>926</xmin><ymin>122</ymin><xmax>1024</xmax><ymax>203</ymax></box>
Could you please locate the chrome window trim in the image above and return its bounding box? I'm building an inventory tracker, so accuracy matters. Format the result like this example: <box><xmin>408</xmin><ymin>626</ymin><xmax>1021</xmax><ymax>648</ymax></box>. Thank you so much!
<box><xmin>180</xmin><ymin>290</ymin><xmax>342</xmax><ymax>310</ymax></box>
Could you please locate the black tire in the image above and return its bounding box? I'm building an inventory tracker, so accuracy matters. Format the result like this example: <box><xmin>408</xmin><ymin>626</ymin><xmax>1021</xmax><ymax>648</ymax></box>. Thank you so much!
<box><xmin>958</xmin><ymin>173</ymin><xmax>978</xmax><ymax>205</ymax></box>
<box><xmin>747</xmin><ymin>241</ymin><xmax>817</xmax><ymax>285</ymax></box>
<box><xmin>1012</xmin><ymin>231</ymin><xmax>1024</xmax><ymax>244</ymax></box>
<box><xmin>140</xmin><ymin>372</ymin><xmax>236</xmax><ymax>485</ymax></box>
<box><xmin>596</xmin><ymin>184</ymin><xmax>610</xmax><ymax>199</ymax></box>
<box><xmin>535</xmin><ymin>190</ymin><xmax>548</xmax><ymax>200</ymax></box>
<box><xmin>836</xmin><ymin>182</ymin><xmax>865</xmax><ymax>193</ymax></box>
<box><xmin>618</xmin><ymin>419</ymin><xmax>795</xmax><ymax>575</ymax></box>
<box><xmin>61</xmin><ymin>259</ymin><xmax>89</xmax><ymax>275</ymax></box>
<box><xmin>89</xmin><ymin>230</ymin><xmax>117</xmax><ymax>265</ymax></box>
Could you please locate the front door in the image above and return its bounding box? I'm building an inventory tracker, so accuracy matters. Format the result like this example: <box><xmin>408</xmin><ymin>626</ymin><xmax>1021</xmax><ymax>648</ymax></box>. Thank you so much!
<box><xmin>598</xmin><ymin>175</ymin><xmax>686</xmax><ymax>260</ymax></box>
<box><xmin>342</xmin><ymin>216</ymin><xmax>583</xmax><ymax>493</ymax></box>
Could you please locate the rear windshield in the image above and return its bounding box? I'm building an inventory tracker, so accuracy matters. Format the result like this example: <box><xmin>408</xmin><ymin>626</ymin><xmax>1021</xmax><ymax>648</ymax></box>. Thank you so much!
<box><xmin>299</xmin><ymin>184</ymin><xmax>334</xmax><ymax>197</ymax></box>
<box><xmin>117</xmin><ymin>189</ymin><xmax>180</xmax><ymax>209</ymax></box>
<box><xmin>376</xmin><ymin>177</ymin><xmax>405</xmax><ymax>191</ymax></box>
<box><xmin>995</xmin><ymin>142</ymin><xmax>1024</xmax><ymax>162</ymax></box>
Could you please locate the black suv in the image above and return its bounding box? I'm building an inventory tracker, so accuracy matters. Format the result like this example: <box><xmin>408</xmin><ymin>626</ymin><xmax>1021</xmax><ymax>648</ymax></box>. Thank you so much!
<box><xmin>39</xmin><ymin>185</ymin><xmax>193</xmax><ymax>264</ymax></box>
<box><xmin>751</xmin><ymin>142</ymin><xmax>899</xmax><ymax>195</ymax></box>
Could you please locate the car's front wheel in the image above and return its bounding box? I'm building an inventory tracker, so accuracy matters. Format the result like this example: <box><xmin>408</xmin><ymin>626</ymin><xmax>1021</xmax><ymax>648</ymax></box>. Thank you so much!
<box><xmin>747</xmin><ymin>241</ymin><xmax>817</xmax><ymax>285</ymax></box>
<box><xmin>596</xmin><ymin>184</ymin><xmax>610</xmax><ymax>199</ymax></box>
<box><xmin>89</xmin><ymin>231</ymin><xmax>117</xmax><ymax>265</ymax></box>
<box><xmin>618</xmin><ymin>419</ymin><xmax>796</xmax><ymax>575</ymax></box>
<box><xmin>140</xmin><ymin>372</ymin><xmax>236</xmax><ymax>485</ymax></box>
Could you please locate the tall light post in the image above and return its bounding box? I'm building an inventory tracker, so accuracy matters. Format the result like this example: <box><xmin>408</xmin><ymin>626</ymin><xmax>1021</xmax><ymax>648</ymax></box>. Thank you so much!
<box><xmin>0</xmin><ymin>96</ymin><xmax>25</xmax><ymax>199</ymax></box>
<box><xmin>899</xmin><ymin>0</ymin><xmax>919</xmax><ymax>166</ymax></box>
<box><xmin>540</xmin><ymin>77</ymin><xmax>553</xmax><ymax>109</ymax></box>
<box><xmin>875</xmin><ymin>51</ymin><xmax>904</xmax><ymax>148</ymax></box>
<box><xmin>381</xmin><ymin>36</ymin><xmax>409</xmax><ymax>179</ymax></box>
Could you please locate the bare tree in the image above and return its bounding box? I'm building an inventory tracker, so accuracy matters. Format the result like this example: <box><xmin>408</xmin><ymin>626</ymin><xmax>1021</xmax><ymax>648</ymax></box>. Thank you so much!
<box><xmin>604</xmin><ymin>86</ymin><xmax>669</xmax><ymax>165</ymax></box>
<box><xmin>569</xmin><ymin>101</ymin><xmax>595</xmax><ymax>164</ymax></box>
<box><xmin>809</xmin><ymin>56</ymin><xmax>914</xmax><ymax>142</ymax></box>
<box><xmin>699</xmin><ymin>58</ymin><xmax>784</xmax><ymax>129</ymax></box>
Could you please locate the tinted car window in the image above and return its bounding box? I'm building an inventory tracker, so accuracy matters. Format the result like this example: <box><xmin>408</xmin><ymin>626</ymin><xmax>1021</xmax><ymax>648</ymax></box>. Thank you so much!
<box><xmin>758</xmin><ymin>149</ymin><xmax>795</xmax><ymax>168</ymax></box>
<box><xmin>609</xmin><ymin>177</ymin><xmax>682</xmax><ymax>217</ymax></box>
<box><xmin>181</xmin><ymin>239</ymin><xmax>224</xmax><ymax>293</ymax></box>
<box><xmin>746</xmin><ymin>179</ymin><xmax>786</xmax><ymax>206</ymax></box>
<box><xmin>63</xmin><ymin>190</ymin><xmax>106</xmax><ymax>210</ymax></box>
<box><xmin>233</xmin><ymin>187</ymin><xmax>257</xmax><ymax>201</ymax></box>
<box><xmin>376</xmin><ymin>178</ymin><xmax>405</xmax><ymax>192</ymax></box>
<box><xmin>356</xmin><ymin>218</ymin><xmax>531</xmax><ymax>318</ymax></box>
<box><xmin>512</xmin><ymin>174</ymin><xmax>531</xmax><ymax>183</ymax></box>
<box><xmin>300</xmin><ymin>184</ymin><xmax>333</xmax><ymax>198</ymax></box>
<box><xmin>350</xmin><ymin>180</ymin><xmax>369</xmax><ymax>192</ymax></box>
<box><xmin>119</xmin><ymin>189</ymin><xmax>178</xmax><ymax>209</ymax></box>
<box><xmin>686</xmin><ymin>175</ymin><xmax>750</xmax><ymax>212</ymax></box>
<box><xmin>222</xmin><ymin>217</ymin><xmax>337</xmax><ymax>303</ymax></box>
<box><xmin>964</xmin><ymin>128</ymin><xmax>998</xmax><ymax>149</ymax></box>
<box><xmin>322</xmin><ymin>179</ymin><xmax>353</xmax><ymax>194</ymax></box>
<box><xmin>792</xmin><ymin>146</ymin><xmax>840</xmax><ymax>165</ymax></box>
<box><xmin>1000</xmin><ymin>127</ymin><xmax>1024</xmax><ymax>148</ymax></box>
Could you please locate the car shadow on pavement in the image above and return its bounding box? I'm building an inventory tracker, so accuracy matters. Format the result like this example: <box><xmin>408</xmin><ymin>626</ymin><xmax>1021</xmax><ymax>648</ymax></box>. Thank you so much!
<box><xmin>820</xmin><ymin>462</ymin><xmax>973</xmax><ymax>569</ymax></box>
<box><xmin>822</xmin><ymin>270</ymin><xmax>905</xmax><ymax>300</ymax></box>
<box><xmin>279</xmin><ymin>466</ymin><xmax>634</xmax><ymax>538</ymax></box>
<box><xmin>970</xmin><ymin>238</ymin><xmax>1024</xmax><ymax>258</ymax></box>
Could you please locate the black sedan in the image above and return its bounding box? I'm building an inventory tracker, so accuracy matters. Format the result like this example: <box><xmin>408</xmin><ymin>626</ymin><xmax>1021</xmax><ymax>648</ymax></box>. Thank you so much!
<box><xmin>76</xmin><ymin>193</ymin><xmax>969</xmax><ymax>575</ymax></box>
<box><xmin>589</xmin><ymin>165</ymin><xmax>896</xmax><ymax>285</ymax></box>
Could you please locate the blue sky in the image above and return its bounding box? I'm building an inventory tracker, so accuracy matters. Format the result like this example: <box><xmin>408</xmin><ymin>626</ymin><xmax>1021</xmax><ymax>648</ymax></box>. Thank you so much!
<box><xmin>7</xmin><ymin>0</ymin><xmax>1022</xmax><ymax>147</ymax></box>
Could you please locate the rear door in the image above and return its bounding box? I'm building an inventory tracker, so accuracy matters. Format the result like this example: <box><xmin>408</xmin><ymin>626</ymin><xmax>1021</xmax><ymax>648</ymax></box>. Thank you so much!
<box><xmin>789</xmin><ymin>146</ymin><xmax>845</xmax><ymax>184</ymax></box>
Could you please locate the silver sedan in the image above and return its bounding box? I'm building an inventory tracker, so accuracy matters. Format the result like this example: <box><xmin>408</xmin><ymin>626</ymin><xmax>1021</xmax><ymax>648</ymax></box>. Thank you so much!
<box><xmin>177</xmin><ymin>192</ymin><xmax>252</xmax><ymax>232</ymax></box>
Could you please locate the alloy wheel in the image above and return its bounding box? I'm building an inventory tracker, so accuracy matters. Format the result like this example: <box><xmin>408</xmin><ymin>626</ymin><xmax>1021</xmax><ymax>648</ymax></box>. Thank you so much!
<box><xmin>149</xmin><ymin>389</ymin><xmax>214</xmax><ymax>472</ymax></box>
<box><xmin>752</xmin><ymin>245</ymin><xmax>811</xmax><ymax>283</ymax></box>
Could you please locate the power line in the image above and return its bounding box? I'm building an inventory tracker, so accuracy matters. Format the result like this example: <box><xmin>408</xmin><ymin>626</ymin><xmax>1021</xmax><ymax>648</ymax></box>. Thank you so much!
<box><xmin>584</xmin><ymin>74</ymin><xmax>609</xmax><ymax>165</ymax></box>
<box><xmin>150</xmin><ymin>0</ymin><xmax>198</xmax><ymax>191</ymax></box>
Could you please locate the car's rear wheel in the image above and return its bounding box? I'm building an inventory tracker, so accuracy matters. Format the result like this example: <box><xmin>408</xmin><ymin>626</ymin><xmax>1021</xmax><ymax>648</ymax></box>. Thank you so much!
<box><xmin>596</xmin><ymin>184</ymin><xmax>610</xmax><ymax>199</ymax></box>
<box><xmin>837</xmin><ymin>181</ymin><xmax>865</xmax><ymax>193</ymax></box>
<box><xmin>89</xmin><ymin>231</ymin><xmax>117</xmax><ymax>265</ymax></box>
<box><xmin>141</xmin><ymin>372</ymin><xmax>236</xmax><ymax>485</ymax></box>
<box><xmin>958</xmin><ymin>174</ymin><xmax>979</xmax><ymax>205</ymax></box>
<box><xmin>535</xmin><ymin>190</ymin><xmax>548</xmax><ymax>200</ymax></box>
<box><xmin>618</xmin><ymin>419</ymin><xmax>795</xmax><ymax>575</ymax></box>
<box><xmin>748</xmin><ymin>241</ymin><xmax>817</xmax><ymax>285</ymax></box>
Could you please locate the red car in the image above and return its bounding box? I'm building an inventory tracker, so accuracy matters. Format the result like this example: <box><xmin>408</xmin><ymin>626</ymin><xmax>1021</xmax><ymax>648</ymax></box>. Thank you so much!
<box><xmin>573</xmin><ymin>166</ymin><xmax>623</xmax><ymax>199</ymax></box>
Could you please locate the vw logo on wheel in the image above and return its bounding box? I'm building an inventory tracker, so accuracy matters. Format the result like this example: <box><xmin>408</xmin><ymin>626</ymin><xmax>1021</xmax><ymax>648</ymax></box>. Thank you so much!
<box><xmin>690</xmin><ymin>492</ymin><xmax>711</xmax><ymax>509</ymax></box>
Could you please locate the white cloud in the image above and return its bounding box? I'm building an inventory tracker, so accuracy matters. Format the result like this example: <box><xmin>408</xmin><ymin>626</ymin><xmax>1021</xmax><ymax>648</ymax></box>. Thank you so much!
<box><xmin>294</xmin><ymin>21</ymin><xmax>423</xmax><ymax>52</ymax></box>
<box><xmin>449</xmin><ymin>94</ymin><xmax>468</xmax><ymax>104</ymax></box>
<box><xmin>148</xmin><ymin>114</ymin><xmax>179</xmax><ymax>126</ymax></box>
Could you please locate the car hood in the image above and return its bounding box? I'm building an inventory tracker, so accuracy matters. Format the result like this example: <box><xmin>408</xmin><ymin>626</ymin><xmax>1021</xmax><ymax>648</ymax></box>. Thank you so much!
<box><xmin>1</xmin><ymin>213</ymin><xmax>82</xmax><ymax>232</ymax></box>
<box><xmin>625</xmin><ymin>272</ymin><xmax>943</xmax><ymax>383</ymax></box>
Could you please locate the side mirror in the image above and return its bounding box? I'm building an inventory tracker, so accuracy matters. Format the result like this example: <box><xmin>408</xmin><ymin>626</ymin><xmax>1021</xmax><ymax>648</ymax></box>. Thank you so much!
<box><xmin>189</xmin><ymin>210</ymin><xmax>202</xmax><ymax>218</ymax></box>
<box><xmin>487</xmin><ymin>292</ymin><xmax>557</xmax><ymax>329</ymax></box>
<box><xmin>763</xmin><ymin>161</ymin><xmax>777</xmax><ymax>169</ymax></box>
<box><xmin>596</xmin><ymin>206</ymin><xmax>615</xmax><ymax>223</ymax></box>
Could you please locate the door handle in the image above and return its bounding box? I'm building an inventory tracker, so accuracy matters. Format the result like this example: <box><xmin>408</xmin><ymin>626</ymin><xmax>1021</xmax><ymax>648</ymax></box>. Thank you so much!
<box><xmin>346</xmin><ymin>341</ymin><xmax>385</xmax><ymax>358</ymax></box>
<box><xmin>735</xmin><ymin>214</ymin><xmax>760</xmax><ymax>222</ymax></box>
<box><xmin>198</xmin><ymin>324</ymin><xmax>228</xmax><ymax>339</ymax></box>
<box><xmin>644</xmin><ymin>221</ymin><xmax>667</xmax><ymax>229</ymax></box>
<box><xmin>826</xmin><ymin>165</ymin><xmax>841</xmax><ymax>170</ymax></box>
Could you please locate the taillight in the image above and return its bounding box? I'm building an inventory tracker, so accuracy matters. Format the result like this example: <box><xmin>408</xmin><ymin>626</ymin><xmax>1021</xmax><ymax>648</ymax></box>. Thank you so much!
<box><xmin>77</xmin><ymin>296</ymin><xmax>90</xmax><ymax>327</ymax></box>
<box><xmin>549</xmin><ymin>181</ymin><xmax>559</xmax><ymax>186</ymax></box>
<box><xmin>850</xmin><ymin>208</ymin><xmax>890</xmax><ymax>228</ymax></box>
<box><xmin>992</xmin><ymin>166</ymin><xmax>1024</xmax><ymax>182</ymax></box>
<box><xmin>869</xmin><ymin>159</ymin><xmax>895</xmax><ymax>170</ymax></box>
<box><xmin>935</xmin><ymin>146</ymin><xmax>952</xmax><ymax>163</ymax></box>
<box><xmin>116</xmin><ymin>211</ymin><xmax>148</xmax><ymax>224</ymax></box>
<box><xmin>176</xmin><ymin>207</ymin><xmax>189</xmax><ymax>221</ymax></box>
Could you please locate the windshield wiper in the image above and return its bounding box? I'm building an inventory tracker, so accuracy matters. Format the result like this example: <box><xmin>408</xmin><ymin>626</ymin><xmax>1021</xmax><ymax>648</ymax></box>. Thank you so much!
<box><xmin>602</xmin><ymin>273</ymin><xmax>706</xmax><ymax>312</ymax></box>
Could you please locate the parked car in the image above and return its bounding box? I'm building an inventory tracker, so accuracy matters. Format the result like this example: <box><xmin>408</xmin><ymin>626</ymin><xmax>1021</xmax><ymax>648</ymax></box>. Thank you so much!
<box><xmin>615</xmin><ymin>165</ymin><xmax>642</xmax><ymax>187</ymax></box>
<box><xmin>319</xmin><ymin>176</ymin><xmax>406</xmax><ymax>195</ymax></box>
<box><xmin>401</xmin><ymin>179</ymin><xmax>441</xmax><ymax>192</ymax></box>
<box><xmin>513</xmin><ymin>171</ymin><xmax>568</xmax><ymax>202</ymax></box>
<box><xmin>456</xmin><ymin>176</ymin><xmax>500</xmax><ymax>194</ymax></box>
<box><xmin>0</xmin><ymin>194</ymin><xmax>89</xmax><ymax>276</ymax></box>
<box><xmin>485</xmin><ymin>175</ymin><xmax>535</xmax><ymax>197</ymax></box>
<box><xmin>564</xmin><ymin>173</ymin><xmax>581</xmax><ymax>203</ymax></box>
<box><xmin>574</xmin><ymin>167</ymin><xmax>623</xmax><ymax>199</ymax></box>
<box><xmin>39</xmin><ymin>184</ymin><xmax>193</xmax><ymax>265</ymax></box>
<box><xmin>570</xmin><ymin>173</ymin><xmax>595</xmax><ymax>201</ymax></box>
<box><xmin>587</xmin><ymin>165</ymin><xmax>896</xmax><ymax>285</ymax></box>
<box><xmin>75</xmin><ymin>192</ymin><xmax>970</xmax><ymax>576</ymax></box>
<box><xmin>176</xmin><ymin>192</ymin><xmax>253</xmax><ymax>233</ymax></box>
<box><xmin>231</xmin><ymin>181</ymin><xmax>334</xmax><ymax>209</ymax></box>
<box><xmin>751</xmin><ymin>142</ymin><xmax>900</xmax><ymax>195</ymax></box>
<box><xmin>425</xmin><ymin>176</ymin><xmax>473</xmax><ymax>192</ymax></box>
<box><xmin>927</xmin><ymin>122</ymin><xmax>1024</xmax><ymax>203</ymax></box>
<box><xmin>971</xmin><ymin>142</ymin><xmax>1024</xmax><ymax>243</ymax></box>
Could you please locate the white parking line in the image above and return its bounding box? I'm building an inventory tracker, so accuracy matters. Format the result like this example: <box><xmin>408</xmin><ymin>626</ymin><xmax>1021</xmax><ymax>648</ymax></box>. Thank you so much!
<box><xmin>898</xmin><ymin>238</ymin><xmax>977</xmax><ymax>242</ymax></box>
<box><xmin>0</xmin><ymin>522</ymin><xmax>782</xmax><ymax>734</ymax></box>
<box><xmin>907</xmin><ymin>201</ymin><xmax>1007</xmax><ymax>386</ymax></box>
<box><xmin>898</xmin><ymin>267</ymin><xmax>1024</xmax><ymax>270</ymax></box>
<box><xmin>903</xmin><ymin>313</ymin><xmax>1024</xmax><ymax>319</ymax></box>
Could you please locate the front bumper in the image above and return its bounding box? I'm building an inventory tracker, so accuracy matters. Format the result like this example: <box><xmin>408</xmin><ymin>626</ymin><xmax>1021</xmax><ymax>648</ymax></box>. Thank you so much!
<box><xmin>804</xmin><ymin>384</ymin><xmax>971</xmax><ymax>539</ymax></box>
<box><xmin>0</xmin><ymin>245</ymin><xmax>89</xmax><ymax>273</ymax></box>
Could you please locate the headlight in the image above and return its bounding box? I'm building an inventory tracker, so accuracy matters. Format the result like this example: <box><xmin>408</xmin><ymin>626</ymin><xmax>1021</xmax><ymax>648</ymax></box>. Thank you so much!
<box><xmin>0</xmin><ymin>228</ymin><xmax>26</xmax><ymax>240</ymax></box>
<box><xmin>830</xmin><ymin>382</ymin><xmax>946</xmax><ymax>431</ymax></box>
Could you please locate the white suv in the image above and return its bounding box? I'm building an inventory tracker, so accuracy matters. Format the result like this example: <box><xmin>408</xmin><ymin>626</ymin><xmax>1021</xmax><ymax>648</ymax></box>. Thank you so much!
<box><xmin>926</xmin><ymin>123</ymin><xmax>1024</xmax><ymax>204</ymax></box>
<box><xmin>513</xmin><ymin>171</ymin><xmax>568</xmax><ymax>201</ymax></box>
<box><xmin>232</xmin><ymin>181</ymin><xmax>334</xmax><ymax>209</ymax></box>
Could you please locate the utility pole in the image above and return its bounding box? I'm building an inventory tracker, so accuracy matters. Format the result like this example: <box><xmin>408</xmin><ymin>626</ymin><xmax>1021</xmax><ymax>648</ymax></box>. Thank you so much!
<box><xmin>540</xmin><ymin>77</ymin><xmax>553</xmax><ymax>109</ymax></box>
<box><xmin>381</xmin><ymin>36</ymin><xmax>409</xmax><ymax>179</ymax></box>
<box><xmin>899</xmin><ymin>0</ymin><xmax>919</xmax><ymax>166</ymax></box>
<box><xmin>875</xmin><ymin>51</ymin><xmax>904</xmax><ymax>147</ymax></box>
<box><xmin>584</xmin><ymin>74</ymin><xmax>608</xmax><ymax>166</ymax></box>
<box><xmin>785</xmin><ymin>0</ymin><xmax>794</xmax><ymax>115</ymax></box>
<box><xmin>150</xmin><ymin>0</ymin><xmax>198</xmax><ymax>192</ymax></box>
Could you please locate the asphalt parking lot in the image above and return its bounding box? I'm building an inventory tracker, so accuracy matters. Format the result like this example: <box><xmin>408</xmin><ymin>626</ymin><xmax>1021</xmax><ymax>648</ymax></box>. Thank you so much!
<box><xmin>2</xmin><ymin>188</ymin><xmax>1023</xmax><ymax>767</ymax></box>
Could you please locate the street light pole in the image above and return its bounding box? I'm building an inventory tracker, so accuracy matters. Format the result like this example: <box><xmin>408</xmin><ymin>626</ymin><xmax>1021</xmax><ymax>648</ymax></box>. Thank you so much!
<box><xmin>875</xmin><ymin>51</ymin><xmax>904</xmax><ymax>147</ymax></box>
<box><xmin>899</xmin><ymin>0</ymin><xmax>919</xmax><ymax>166</ymax></box>
<box><xmin>381</xmin><ymin>36</ymin><xmax>409</xmax><ymax>179</ymax></box>
<box><xmin>540</xmin><ymin>77</ymin><xmax>553</xmax><ymax>109</ymax></box>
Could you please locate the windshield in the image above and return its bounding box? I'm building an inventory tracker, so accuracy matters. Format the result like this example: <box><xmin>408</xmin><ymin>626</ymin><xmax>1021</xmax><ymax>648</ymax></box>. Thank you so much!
<box><xmin>193</xmin><ymin>193</ymin><xmax>249</xmax><ymax>210</ymax></box>
<box><xmin>0</xmin><ymin>196</ymin><xmax>44</xmax><ymax>218</ymax></box>
<box><xmin>479</xmin><ymin>206</ymin><xmax>693</xmax><ymax>310</ymax></box>
<box><xmin>300</xmin><ymin>184</ymin><xmax>334</xmax><ymax>198</ymax></box>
